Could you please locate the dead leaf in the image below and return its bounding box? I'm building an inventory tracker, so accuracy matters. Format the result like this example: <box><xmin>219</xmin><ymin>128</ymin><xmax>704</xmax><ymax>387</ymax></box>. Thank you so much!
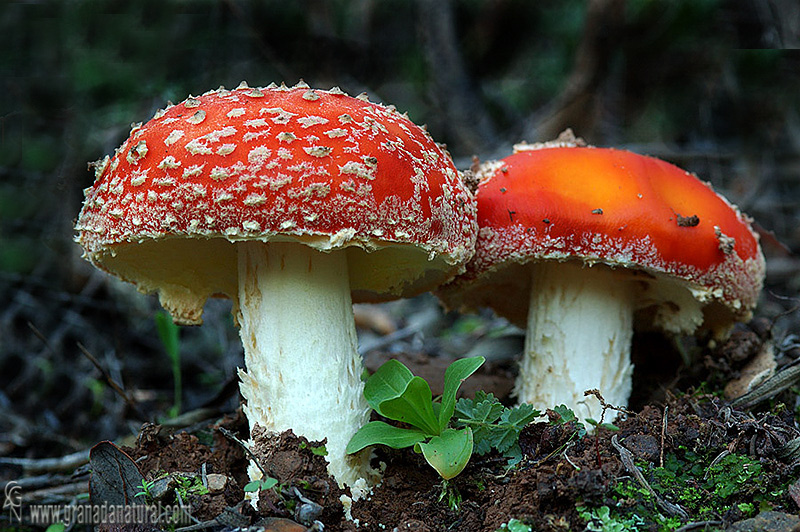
<box><xmin>89</xmin><ymin>441</ymin><xmax>146</xmax><ymax>507</ymax></box>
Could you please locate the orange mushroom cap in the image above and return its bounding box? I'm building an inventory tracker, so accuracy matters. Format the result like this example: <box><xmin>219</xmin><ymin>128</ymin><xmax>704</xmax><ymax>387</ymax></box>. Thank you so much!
<box><xmin>442</xmin><ymin>145</ymin><xmax>765</xmax><ymax>331</ymax></box>
<box><xmin>76</xmin><ymin>83</ymin><xmax>477</xmax><ymax>320</ymax></box>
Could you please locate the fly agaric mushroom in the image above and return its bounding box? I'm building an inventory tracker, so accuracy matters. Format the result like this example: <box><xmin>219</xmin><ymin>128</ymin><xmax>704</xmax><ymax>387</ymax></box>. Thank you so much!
<box><xmin>75</xmin><ymin>82</ymin><xmax>477</xmax><ymax>493</ymax></box>
<box><xmin>439</xmin><ymin>138</ymin><xmax>764</xmax><ymax>422</ymax></box>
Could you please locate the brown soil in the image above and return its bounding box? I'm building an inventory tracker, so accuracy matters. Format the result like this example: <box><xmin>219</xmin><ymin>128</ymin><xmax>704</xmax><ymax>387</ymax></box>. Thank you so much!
<box><xmin>112</xmin><ymin>325</ymin><xmax>800</xmax><ymax>532</ymax></box>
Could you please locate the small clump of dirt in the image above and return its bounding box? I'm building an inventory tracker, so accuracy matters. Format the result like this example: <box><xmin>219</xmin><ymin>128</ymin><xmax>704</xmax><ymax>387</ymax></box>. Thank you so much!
<box><xmin>248</xmin><ymin>426</ymin><xmax>352</xmax><ymax>528</ymax></box>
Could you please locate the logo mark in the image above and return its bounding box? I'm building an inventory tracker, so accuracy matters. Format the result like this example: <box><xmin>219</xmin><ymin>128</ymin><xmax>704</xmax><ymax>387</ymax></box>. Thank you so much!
<box><xmin>3</xmin><ymin>481</ymin><xmax>22</xmax><ymax>522</ymax></box>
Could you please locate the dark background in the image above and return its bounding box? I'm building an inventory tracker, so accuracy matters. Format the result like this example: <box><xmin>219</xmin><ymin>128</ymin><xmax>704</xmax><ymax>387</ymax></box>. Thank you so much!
<box><xmin>1</xmin><ymin>0</ymin><xmax>799</xmax><ymax>457</ymax></box>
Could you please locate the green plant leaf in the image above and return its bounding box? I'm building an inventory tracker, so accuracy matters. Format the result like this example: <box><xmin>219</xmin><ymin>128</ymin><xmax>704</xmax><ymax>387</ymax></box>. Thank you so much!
<box><xmin>551</xmin><ymin>404</ymin><xmax>576</xmax><ymax>424</ymax></box>
<box><xmin>346</xmin><ymin>421</ymin><xmax>427</xmax><ymax>454</ymax></box>
<box><xmin>503</xmin><ymin>403</ymin><xmax>539</xmax><ymax>427</ymax></box>
<box><xmin>260</xmin><ymin>477</ymin><xmax>278</xmax><ymax>490</ymax></box>
<box><xmin>244</xmin><ymin>477</ymin><xmax>278</xmax><ymax>492</ymax></box>
<box><xmin>419</xmin><ymin>427</ymin><xmax>474</xmax><ymax>480</ymax></box>
<box><xmin>455</xmin><ymin>391</ymin><xmax>504</xmax><ymax>423</ymax></box>
<box><xmin>155</xmin><ymin>312</ymin><xmax>180</xmax><ymax>360</ymax></box>
<box><xmin>496</xmin><ymin>519</ymin><xmax>532</xmax><ymax>532</ymax></box>
<box><xmin>378</xmin><ymin>376</ymin><xmax>440</xmax><ymax>435</ymax></box>
<box><xmin>453</xmin><ymin>392</ymin><xmax>541</xmax><ymax>461</ymax></box>
<box><xmin>363</xmin><ymin>358</ymin><xmax>415</xmax><ymax>414</ymax></box>
<box><xmin>439</xmin><ymin>356</ymin><xmax>485</xmax><ymax>431</ymax></box>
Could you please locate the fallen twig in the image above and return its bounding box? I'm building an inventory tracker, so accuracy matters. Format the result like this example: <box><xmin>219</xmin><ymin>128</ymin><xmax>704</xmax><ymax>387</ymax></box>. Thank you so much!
<box><xmin>562</xmin><ymin>441</ymin><xmax>581</xmax><ymax>471</ymax></box>
<box><xmin>0</xmin><ymin>449</ymin><xmax>89</xmax><ymax>475</ymax></box>
<box><xmin>730</xmin><ymin>364</ymin><xmax>800</xmax><ymax>409</ymax></box>
<box><xmin>0</xmin><ymin>474</ymin><xmax>75</xmax><ymax>492</ymax></box>
<box><xmin>77</xmin><ymin>342</ymin><xmax>150</xmax><ymax>422</ymax></box>
<box><xmin>779</xmin><ymin>437</ymin><xmax>800</xmax><ymax>463</ymax></box>
<box><xmin>673</xmin><ymin>520</ymin><xmax>724</xmax><ymax>532</ymax></box>
<box><xmin>217</xmin><ymin>427</ymin><xmax>271</xmax><ymax>480</ymax></box>
<box><xmin>20</xmin><ymin>480</ymin><xmax>89</xmax><ymax>504</ymax></box>
<box><xmin>174</xmin><ymin>501</ymin><xmax>250</xmax><ymax>531</ymax></box>
<box><xmin>660</xmin><ymin>405</ymin><xmax>668</xmax><ymax>469</ymax></box>
<box><xmin>704</xmin><ymin>450</ymin><xmax>730</xmax><ymax>481</ymax></box>
<box><xmin>584</xmin><ymin>388</ymin><xmax>635</xmax><ymax>421</ymax></box>
<box><xmin>611</xmin><ymin>435</ymin><xmax>689</xmax><ymax>520</ymax></box>
<box><xmin>174</xmin><ymin>521</ymin><xmax>218</xmax><ymax>531</ymax></box>
<box><xmin>218</xmin><ymin>427</ymin><xmax>286</xmax><ymax>516</ymax></box>
<box><xmin>175</xmin><ymin>490</ymin><xmax>202</xmax><ymax>526</ymax></box>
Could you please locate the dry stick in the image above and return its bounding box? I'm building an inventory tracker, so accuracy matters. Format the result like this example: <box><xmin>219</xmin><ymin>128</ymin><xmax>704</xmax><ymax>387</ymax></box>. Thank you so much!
<box><xmin>584</xmin><ymin>389</ymin><xmax>633</xmax><ymax>467</ymax></box>
<box><xmin>161</xmin><ymin>408</ymin><xmax>222</xmax><ymax>429</ymax></box>
<box><xmin>200</xmin><ymin>463</ymin><xmax>208</xmax><ymax>490</ymax></box>
<box><xmin>173</xmin><ymin>501</ymin><xmax>251</xmax><ymax>532</ymax></box>
<box><xmin>357</xmin><ymin>325</ymin><xmax>417</xmax><ymax>355</ymax></box>
<box><xmin>27</xmin><ymin>321</ymin><xmax>56</xmax><ymax>352</ymax></box>
<box><xmin>77</xmin><ymin>342</ymin><xmax>149</xmax><ymax>422</ymax></box>
<box><xmin>673</xmin><ymin>521</ymin><xmax>724</xmax><ymax>532</ymax></box>
<box><xmin>217</xmin><ymin>427</ymin><xmax>285</xmax><ymax>516</ymax></box>
<box><xmin>611</xmin><ymin>435</ymin><xmax>689</xmax><ymax>520</ymax></box>
<box><xmin>703</xmin><ymin>450</ymin><xmax>731</xmax><ymax>481</ymax></box>
<box><xmin>562</xmin><ymin>441</ymin><xmax>581</xmax><ymax>471</ymax></box>
<box><xmin>730</xmin><ymin>364</ymin><xmax>800</xmax><ymax>410</ymax></box>
<box><xmin>0</xmin><ymin>474</ymin><xmax>74</xmax><ymax>491</ymax></box>
<box><xmin>175</xmin><ymin>490</ymin><xmax>203</xmax><ymax>526</ymax></box>
<box><xmin>174</xmin><ymin>521</ymin><xmax>217</xmax><ymax>532</ymax></box>
<box><xmin>15</xmin><ymin>480</ymin><xmax>90</xmax><ymax>503</ymax></box>
<box><xmin>660</xmin><ymin>405</ymin><xmax>668</xmax><ymax>469</ymax></box>
<box><xmin>217</xmin><ymin>427</ymin><xmax>271</xmax><ymax>479</ymax></box>
<box><xmin>0</xmin><ymin>449</ymin><xmax>89</xmax><ymax>474</ymax></box>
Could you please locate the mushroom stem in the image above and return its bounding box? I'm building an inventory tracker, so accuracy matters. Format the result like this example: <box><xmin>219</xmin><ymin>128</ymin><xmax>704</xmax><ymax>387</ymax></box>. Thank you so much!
<box><xmin>514</xmin><ymin>261</ymin><xmax>634</xmax><ymax>422</ymax></box>
<box><xmin>236</xmin><ymin>241</ymin><xmax>375</xmax><ymax>492</ymax></box>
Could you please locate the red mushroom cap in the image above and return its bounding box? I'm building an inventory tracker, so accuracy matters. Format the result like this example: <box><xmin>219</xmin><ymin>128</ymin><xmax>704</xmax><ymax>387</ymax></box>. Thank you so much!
<box><xmin>76</xmin><ymin>83</ymin><xmax>477</xmax><ymax>322</ymax></box>
<box><xmin>441</xmin><ymin>145</ymin><xmax>765</xmax><ymax>332</ymax></box>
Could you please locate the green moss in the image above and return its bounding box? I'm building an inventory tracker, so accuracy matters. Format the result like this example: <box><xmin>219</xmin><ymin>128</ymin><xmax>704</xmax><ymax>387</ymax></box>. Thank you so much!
<box><xmin>578</xmin><ymin>505</ymin><xmax>645</xmax><ymax>532</ymax></box>
<box><xmin>581</xmin><ymin>450</ymin><xmax>783</xmax><ymax>531</ymax></box>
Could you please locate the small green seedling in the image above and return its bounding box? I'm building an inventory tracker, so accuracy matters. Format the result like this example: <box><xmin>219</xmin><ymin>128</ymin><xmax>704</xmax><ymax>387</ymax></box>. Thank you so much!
<box><xmin>346</xmin><ymin>356</ymin><xmax>485</xmax><ymax>479</ymax></box>
<box><xmin>175</xmin><ymin>474</ymin><xmax>209</xmax><ymax>499</ymax></box>
<box><xmin>135</xmin><ymin>478</ymin><xmax>155</xmax><ymax>502</ymax></box>
<box><xmin>243</xmin><ymin>477</ymin><xmax>279</xmax><ymax>493</ymax></box>
<box><xmin>585</xmin><ymin>418</ymin><xmax>620</xmax><ymax>432</ymax></box>
<box><xmin>299</xmin><ymin>441</ymin><xmax>328</xmax><ymax>457</ymax></box>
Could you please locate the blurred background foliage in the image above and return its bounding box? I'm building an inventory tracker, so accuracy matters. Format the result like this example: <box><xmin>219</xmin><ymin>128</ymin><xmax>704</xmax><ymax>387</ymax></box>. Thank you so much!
<box><xmin>1</xmin><ymin>0</ymin><xmax>799</xmax><ymax>455</ymax></box>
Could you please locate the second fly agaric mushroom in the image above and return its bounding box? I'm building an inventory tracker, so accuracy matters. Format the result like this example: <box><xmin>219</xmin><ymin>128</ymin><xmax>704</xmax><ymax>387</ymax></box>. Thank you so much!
<box><xmin>75</xmin><ymin>82</ymin><xmax>477</xmax><ymax>494</ymax></box>
<box><xmin>440</xmin><ymin>138</ymin><xmax>764</xmax><ymax>422</ymax></box>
